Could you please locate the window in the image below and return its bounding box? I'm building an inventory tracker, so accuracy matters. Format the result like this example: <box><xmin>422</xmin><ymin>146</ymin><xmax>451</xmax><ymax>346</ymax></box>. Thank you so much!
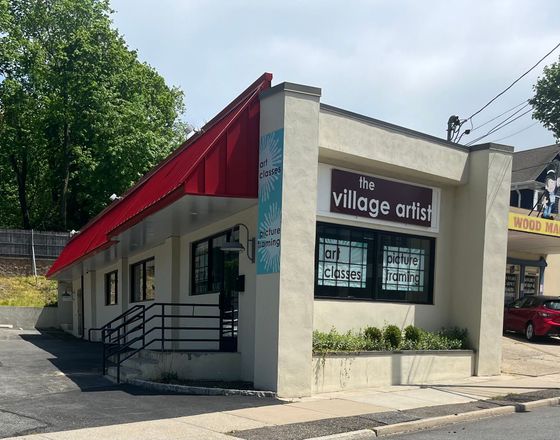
<box><xmin>130</xmin><ymin>258</ymin><xmax>155</xmax><ymax>302</ymax></box>
<box><xmin>192</xmin><ymin>228</ymin><xmax>239</xmax><ymax>295</ymax></box>
<box><xmin>315</xmin><ymin>222</ymin><xmax>434</xmax><ymax>304</ymax></box>
<box><xmin>105</xmin><ymin>270</ymin><xmax>118</xmax><ymax>305</ymax></box>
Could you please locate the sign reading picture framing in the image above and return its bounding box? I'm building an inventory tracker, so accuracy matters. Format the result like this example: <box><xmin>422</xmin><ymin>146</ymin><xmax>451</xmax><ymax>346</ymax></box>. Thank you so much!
<box><xmin>381</xmin><ymin>245</ymin><xmax>425</xmax><ymax>291</ymax></box>
<box><xmin>257</xmin><ymin>128</ymin><xmax>284</xmax><ymax>274</ymax></box>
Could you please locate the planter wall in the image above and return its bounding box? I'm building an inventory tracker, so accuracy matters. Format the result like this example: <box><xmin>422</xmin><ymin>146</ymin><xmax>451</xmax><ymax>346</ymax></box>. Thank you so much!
<box><xmin>312</xmin><ymin>350</ymin><xmax>474</xmax><ymax>393</ymax></box>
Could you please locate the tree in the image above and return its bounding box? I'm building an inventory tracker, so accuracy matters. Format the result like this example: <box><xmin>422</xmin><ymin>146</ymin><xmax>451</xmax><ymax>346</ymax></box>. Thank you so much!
<box><xmin>531</xmin><ymin>57</ymin><xmax>560</xmax><ymax>140</ymax></box>
<box><xmin>0</xmin><ymin>0</ymin><xmax>187</xmax><ymax>231</ymax></box>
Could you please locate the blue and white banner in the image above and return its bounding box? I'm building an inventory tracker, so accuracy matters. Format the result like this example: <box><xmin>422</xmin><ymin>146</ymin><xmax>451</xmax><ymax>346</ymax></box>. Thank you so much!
<box><xmin>257</xmin><ymin>128</ymin><xmax>284</xmax><ymax>274</ymax></box>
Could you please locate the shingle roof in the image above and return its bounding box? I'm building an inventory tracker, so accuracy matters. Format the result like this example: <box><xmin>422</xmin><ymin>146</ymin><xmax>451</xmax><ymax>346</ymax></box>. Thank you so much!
<box><xmin>511</xmin><ymin>144</ymin><xmax>560</xmax><ymax>184</ymax></box>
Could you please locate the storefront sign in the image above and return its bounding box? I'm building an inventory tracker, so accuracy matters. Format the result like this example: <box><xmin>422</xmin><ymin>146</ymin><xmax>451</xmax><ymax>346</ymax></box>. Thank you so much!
<box><xmin>508</xmin><ymin>212</ymin><xmax>560</xmax><ymax>237</ymax></box>
<box><xmin>330</xmin><ymin>169</ymin><xmax>434</xmax><ymax>228</ymax></box>
<box><xmin>317</xmin><ymin>238</ymin><xmax>368</xmax><ymax>288</ymax></box>
<box><xmin>381</xmin><ymin>245</ymin><xmax>425</xmax><ymax>292</ymax></box>
<box><xmin>257</xmin><ymin>128</ymin><xmax>284</xmax><ymax>274</ymax></box>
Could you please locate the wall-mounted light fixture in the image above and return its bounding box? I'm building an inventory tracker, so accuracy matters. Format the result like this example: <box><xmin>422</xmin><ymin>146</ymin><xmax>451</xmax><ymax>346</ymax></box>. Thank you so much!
<box><xmin>220</xmin><ymin>223</ymin><xmax>255</xmax><ymax>263</ymax></box>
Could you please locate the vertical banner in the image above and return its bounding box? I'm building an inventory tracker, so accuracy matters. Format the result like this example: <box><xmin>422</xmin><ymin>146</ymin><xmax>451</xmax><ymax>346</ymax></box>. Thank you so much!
<box><xmin>257</xmin><ymin>128</ymin><xmax>284</xmax><ymax>274</ymax></box>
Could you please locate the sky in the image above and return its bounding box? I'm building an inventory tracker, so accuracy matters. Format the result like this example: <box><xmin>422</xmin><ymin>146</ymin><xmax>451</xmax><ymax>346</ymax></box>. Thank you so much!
<box><xmin>110</xmin><ymin>0</ymin><xmax>559</xmax><ymax>151</ymax></box>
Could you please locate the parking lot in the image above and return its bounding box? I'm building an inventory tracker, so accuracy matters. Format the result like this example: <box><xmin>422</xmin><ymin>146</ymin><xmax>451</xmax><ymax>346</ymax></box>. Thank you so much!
<box><xmin>0</xmin><ymin>329</ymin><xmax>276</xmax><ymax>438</ymax></box>
<box><xmin>502</xmin><ymin>333</ymin><xmax>560</xmax><ymax>376</ymax></box>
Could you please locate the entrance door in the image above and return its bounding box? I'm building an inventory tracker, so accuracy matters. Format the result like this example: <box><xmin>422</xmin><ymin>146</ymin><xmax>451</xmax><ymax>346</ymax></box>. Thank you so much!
<box><xmin>209</xmin><ymin>231</ymin><xmax>239</xmax><ymax>352</ymax></box>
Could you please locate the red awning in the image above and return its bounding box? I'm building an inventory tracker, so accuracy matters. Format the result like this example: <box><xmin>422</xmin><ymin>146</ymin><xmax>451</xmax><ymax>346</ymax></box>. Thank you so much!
<box><xmin>47</xmin><ymin>73</ymin><xmax>272</xmax><ymax>278</ymax></box>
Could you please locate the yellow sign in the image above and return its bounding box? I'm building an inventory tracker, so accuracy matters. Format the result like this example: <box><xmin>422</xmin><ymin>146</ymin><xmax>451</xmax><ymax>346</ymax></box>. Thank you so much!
<box><xmin>508</xmin><ymin>212</ymin><xmax>560</xmax><ymax>237</ymax></box>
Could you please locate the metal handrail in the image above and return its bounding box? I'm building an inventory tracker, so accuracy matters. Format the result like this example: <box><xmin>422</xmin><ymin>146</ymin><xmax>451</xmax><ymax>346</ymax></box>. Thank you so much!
<box><xmin>88</xmin><ymin>304</ymin><xmax>144</xmax><ymax>342</ymax></box>
<box><xmin>99</xmin><ymin>302</ymin><xmax>226</xmax><ymax>383</ymax></box>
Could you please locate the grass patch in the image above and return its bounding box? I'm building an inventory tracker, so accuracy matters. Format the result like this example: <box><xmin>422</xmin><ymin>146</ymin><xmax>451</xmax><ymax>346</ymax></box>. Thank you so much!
<box><xmin>0</xmin><ymin>275</ymin><xmax>58</xmax><ymax>307</ymax></box>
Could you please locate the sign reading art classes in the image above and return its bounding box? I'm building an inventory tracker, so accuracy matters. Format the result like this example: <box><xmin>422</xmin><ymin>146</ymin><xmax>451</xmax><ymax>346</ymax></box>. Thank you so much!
<box><xmin>317</xmin><ymin>238</ymin><xmax>368</xmax><ymax>288</ymax></box>
<box><xmin>257</xmin><ymin>128</ymin><xmax>284</xmax><ymax>274</ymax></box>
<box><xmin>330</xmin><ymin>169</ymin><xmax>434</xmax><ymax>228</ymax></box>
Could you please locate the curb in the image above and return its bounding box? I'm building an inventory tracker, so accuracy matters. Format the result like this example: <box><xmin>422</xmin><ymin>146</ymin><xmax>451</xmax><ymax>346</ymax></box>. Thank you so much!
<box><xmin>515</xmin><ymin>396</ymin><xmax>560</xmax><ymax>412</ymax></box>
<box><xmin>372</xmin><ymin>405</ymin><xmax>515</xmax><ymax>436</ymax></box>
<box><xmin>128</xmin><ymin>378</ymin><xmax>277</xmax><ymax>398</ymax></box>
<box><xmin>304</xmin><ymin>397</ymin><xmax>560</xmax><ymax>439</ymax></box>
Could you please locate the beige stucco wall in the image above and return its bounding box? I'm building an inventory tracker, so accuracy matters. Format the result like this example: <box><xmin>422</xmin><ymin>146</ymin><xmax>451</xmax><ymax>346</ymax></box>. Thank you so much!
<box><xmin>544</xmin><ymin>254</ymin><xmax>560</xmax><ymax>295</ymax></box>
<box><xmin>312</xmin><ymin>351</ymin><xmax>474</xmax><ymax>393</ymax></box>
<box><xmin>319</xmin><ymin>108</ymin><xmax>469</xmax><ymax>185</ymax></box>
<box><xmin>254</xmin><ymin>85</ymin><xmax>321</xmax><ymax>397</ymax></box>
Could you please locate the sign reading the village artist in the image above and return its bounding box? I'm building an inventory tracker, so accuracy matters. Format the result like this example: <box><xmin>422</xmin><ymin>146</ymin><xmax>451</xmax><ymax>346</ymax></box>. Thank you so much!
<box><xmin>257</xmin><ymin>128</ymin><xmax>284</xmax><ymax>274</ymax></box>
<box><xmin>330</xmin><ymin>169</ymin><xmax>434</xmax><ymax>227</ymax></box>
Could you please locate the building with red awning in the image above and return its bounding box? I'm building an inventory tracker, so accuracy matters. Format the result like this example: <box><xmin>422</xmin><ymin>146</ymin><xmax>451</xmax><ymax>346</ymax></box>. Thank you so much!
<box><xmin>49</xmin><ymin>74</ymin><xmax>512</xmax><ymax>397</ymax></box>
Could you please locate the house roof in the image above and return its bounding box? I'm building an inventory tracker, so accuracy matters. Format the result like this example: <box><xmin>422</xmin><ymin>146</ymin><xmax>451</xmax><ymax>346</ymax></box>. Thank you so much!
<box><xmin>47</xmin><ymin>73</ymin><xmax>272</xmax><ymax>278</ymax></box>
<box><xmin>512</xmin><ymin>144</ymin><xmax>560</xmax><ymax>184</ymax></box>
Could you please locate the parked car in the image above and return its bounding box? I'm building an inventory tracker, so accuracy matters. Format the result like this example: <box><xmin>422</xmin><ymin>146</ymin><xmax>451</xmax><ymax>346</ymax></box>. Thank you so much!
<box><xmin>504</xmin><ymin>295</ymin><xmax>560</xmax><ymax>341</ymax></box>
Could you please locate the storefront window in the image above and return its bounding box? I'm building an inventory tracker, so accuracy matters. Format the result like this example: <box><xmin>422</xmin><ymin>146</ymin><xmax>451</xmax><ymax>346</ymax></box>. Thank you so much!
<box><xmin>130</xmin><ymin>257</ymin><xmax>155</xmax><ymax>302</ymax></box>
<box><xmin>191</xmin><ymin>228</ymin><xmax>239</xmax><ymax>295</ymax></box>
<box><xmin>104</xmin><ymin>270</ymin><xmax>118</xmax><ymax>305</ymax></box>
<box><xmin>315</xmin><ymin>222</ymin><xmax>434</xmax><ymax>304</ymax></box>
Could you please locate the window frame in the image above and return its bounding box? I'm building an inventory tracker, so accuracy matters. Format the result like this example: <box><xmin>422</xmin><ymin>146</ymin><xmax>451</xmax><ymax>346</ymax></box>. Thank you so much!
<box><xmin>130</xmin><ymin>257</ymin><xmax>155</xmax><ymax>303</ymax></box>
<box><xmin>104</xmin><ymin>270</ymin><xmax>118</xmax><ymax>306</ymax></box>
<box><xmin>191</xmin><ymin>228</ymin><xmax>238</xmax><ymax>296</ymax></box>
<box><xmin>314</xmin><ymin>222</ymin><xmax>435</xmax><ymax>305</ymax></box>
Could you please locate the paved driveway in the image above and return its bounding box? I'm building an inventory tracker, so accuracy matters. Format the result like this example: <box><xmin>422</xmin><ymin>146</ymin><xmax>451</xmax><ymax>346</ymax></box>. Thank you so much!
<box><xmin>0</xmin><ymin>329</ymin><xmax>277</xmax><ymax>438</ymax></box>
<box><xmin>502</xmin><ymin>333</ymin><xmax>560</xmax><ymax>376</ymax></box>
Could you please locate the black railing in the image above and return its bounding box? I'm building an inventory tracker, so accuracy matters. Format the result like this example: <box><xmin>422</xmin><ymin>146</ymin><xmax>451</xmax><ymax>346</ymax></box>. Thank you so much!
<box><xmin>89</xmin><ymin>302</ymin><xmax>225</xmax><ymax>383</ymax></box>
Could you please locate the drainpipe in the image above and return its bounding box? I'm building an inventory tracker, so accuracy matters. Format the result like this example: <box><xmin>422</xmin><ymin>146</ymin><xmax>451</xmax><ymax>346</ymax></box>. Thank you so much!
<box><xmin>516</xmin><ymin>189</ymin><xmax>522</xmax><ymax>208</ymax></box>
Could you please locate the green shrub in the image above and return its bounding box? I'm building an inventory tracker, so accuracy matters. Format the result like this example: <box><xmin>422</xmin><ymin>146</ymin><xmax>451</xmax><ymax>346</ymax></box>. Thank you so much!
<box><xmin>313</xmin><ymin>328</ymin><xmax>369</xmax><ymax>353</ymax></box>
<box><xmin>404</xmin><ymin>325</ymin><xmax>422</xmax><ymax>344</ymax></box>
<box><xmin>383</xmin><ymin>325</ymin><xmax>402</xmax><ymax>349</ymax></box>
<box><xmin>312</xmin><ymin>325</ymin><xmax>468</xmax><ymax>353</ymax></box>
<box><xmin>439</xmin><ymin>327</ymin><xmax>468</xmax><ymax>349</ymax></box>
<box><xmin>364</xmin><ymin>326</ymin><xmax>382</xmax><ymax>342</ymax></box>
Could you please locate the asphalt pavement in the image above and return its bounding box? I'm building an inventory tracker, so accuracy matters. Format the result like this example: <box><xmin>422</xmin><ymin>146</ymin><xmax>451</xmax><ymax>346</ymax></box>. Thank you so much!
<box><xmin>0</xmin><ymin>329</ymin><xmax>277</xmax><ymax>438</ymax></box>
<box><xmin>386</xmin><ymin>405</ymin><xmax>560</xmax><ymax>440</ymax></box>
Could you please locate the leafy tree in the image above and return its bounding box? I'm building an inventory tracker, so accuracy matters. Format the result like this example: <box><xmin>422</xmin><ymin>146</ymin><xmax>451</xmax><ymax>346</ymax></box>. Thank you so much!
<box><xmin>531</xmin><ymin>57</ymin><xmax>560</xmax><ymax>140</ymax></box>
<box><xmin>0</xmin><ymin>0</ymin><xmax>187</xmax><ymax>231</ymax></box>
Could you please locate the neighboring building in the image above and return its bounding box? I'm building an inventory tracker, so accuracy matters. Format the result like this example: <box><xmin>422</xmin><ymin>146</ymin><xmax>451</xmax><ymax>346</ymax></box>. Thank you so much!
<box><xmin>506</xmin><ymin>144</ymin><xmax>560</xmax><ymax>303</ymax></box>
<box><xmin>48</xmin><ymin>73</ymin><xmax>512</xmax><ymax>397</ymax></box>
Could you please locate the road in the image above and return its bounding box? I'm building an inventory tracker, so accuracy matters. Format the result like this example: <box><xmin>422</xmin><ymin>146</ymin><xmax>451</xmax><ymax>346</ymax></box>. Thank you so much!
<box><xmin>390</xmin><ymin>406</ymin><xmax>560</xmax><ymax>439</ymax></box>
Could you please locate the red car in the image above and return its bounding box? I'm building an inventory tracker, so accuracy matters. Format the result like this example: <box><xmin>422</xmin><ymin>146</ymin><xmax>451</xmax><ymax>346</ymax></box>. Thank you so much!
<box><xmin>504</xmin><ymin>295</ymin><xmax>560</xmax><ymax>341</ymax></box>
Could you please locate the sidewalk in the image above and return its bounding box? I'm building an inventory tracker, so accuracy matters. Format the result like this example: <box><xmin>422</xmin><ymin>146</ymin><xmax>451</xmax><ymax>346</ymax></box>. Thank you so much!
<box><xmin>8</xmin><ymin>372</ymin><xmax>560</xmax><ymax>440</ymax></box>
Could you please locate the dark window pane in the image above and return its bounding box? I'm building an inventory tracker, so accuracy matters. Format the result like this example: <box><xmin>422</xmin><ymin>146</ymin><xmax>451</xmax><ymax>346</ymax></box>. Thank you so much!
<box><xmin>314</xmin><ymin>222</ymin><xmax>434</xmax><ymax>305</ymax></box>
<box><xmin>211</xmin><ymin>234</ymin><xmax>228</xmax><ymax>292</ymax></box>
<box><xmin>193</xmin><ymin>241</ymin><xmax>209</xmax><ymax>294</ymax></box>
<box><xmin>105</xmin><ymin>271</ymin><xmax>118</xmax><ymax>305</ymax></box>
<box><xmin>131</xmin><ymin>263</ymin><xmax>144</xmax><ymax>302</ymax></box>
<box><xmin>145</xmin><ymin>259</ymin><xmax>155</xmax><ymax>301</ymax></box>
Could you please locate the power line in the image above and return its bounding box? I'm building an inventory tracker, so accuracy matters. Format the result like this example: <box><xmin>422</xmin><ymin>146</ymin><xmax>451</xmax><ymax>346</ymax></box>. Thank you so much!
<box><xmin>470</xmin><ymin>100</ymin><xmax>530</xmax><ymax>132</ymax></box>
<box><xmin>467</xmin><ymin>41</ymin><xmax>560</xmax><ymax>121</ymax></box>
<box><xmin>466</xmin><ymin>107</ymin><xmax>533</xmax><ymax>146</ymax></box>
<box><xmin>488</xmin><ymin>122</ymin><xmax>539</xmax><ymax>143</ymax></box>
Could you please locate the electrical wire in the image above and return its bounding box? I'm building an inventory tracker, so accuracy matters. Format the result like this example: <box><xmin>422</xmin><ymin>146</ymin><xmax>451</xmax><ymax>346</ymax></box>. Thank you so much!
<box><xmin>466</xmin><ymin>108</ymin><xmax>533</xmax><ymax>146</ymax></box>
<box><xmin>466</xmin><ymin>41</ymin><xmax>560</xmax><ymax>122</ymax></box>
<box><xmin>488</xmin><ymin>122</ymin><xmax>539</xmax><ymax>144</ymax></box>
<box><xmin>470</xmin><ymin>100</ymin><xmax>530</xmax><ymax>132</ymax></box>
